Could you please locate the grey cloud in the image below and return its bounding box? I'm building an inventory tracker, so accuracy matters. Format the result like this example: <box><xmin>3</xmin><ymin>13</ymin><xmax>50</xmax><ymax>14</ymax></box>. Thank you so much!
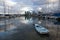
<box><xmin>0</xmin><ymin>0</ymin><xmax>60</xmax><ymax>14</ymax></box>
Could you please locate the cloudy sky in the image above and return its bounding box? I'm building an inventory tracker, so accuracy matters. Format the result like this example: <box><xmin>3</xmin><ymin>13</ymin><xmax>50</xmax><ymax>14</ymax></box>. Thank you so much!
<box><xmin>0</xmin><ymin>0</ymin><xmax>60</xmax><ymax>14</ymax></box>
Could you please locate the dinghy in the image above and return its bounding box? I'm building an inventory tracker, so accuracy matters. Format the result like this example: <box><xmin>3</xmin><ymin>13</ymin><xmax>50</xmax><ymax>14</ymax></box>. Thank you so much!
<box><xmin>34</xmin><ymin>24</ymin><xmax>49</xmax><ymax>34</ymax></box>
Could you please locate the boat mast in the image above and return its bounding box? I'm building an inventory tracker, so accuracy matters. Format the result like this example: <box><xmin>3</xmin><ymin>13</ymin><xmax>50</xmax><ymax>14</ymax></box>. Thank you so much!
<box><xmin>3</xmin><ymin>1</ymin><xmax>7</xmax><ymax>31</ymax></box>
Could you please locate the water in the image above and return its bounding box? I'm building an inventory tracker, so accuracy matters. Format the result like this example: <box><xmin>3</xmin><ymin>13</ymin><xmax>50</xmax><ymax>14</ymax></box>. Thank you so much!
<box><xmin>0</xmin><ymin>16</ymin><xmax>60</xmax><ymax>40</ymax></box>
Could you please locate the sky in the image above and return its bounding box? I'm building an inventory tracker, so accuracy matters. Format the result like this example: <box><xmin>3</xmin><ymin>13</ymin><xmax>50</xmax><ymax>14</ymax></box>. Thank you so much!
<box><xmin>0</xmin><ymin>0</ymin><xmax>60</xmax><ymax>14</ymax></box>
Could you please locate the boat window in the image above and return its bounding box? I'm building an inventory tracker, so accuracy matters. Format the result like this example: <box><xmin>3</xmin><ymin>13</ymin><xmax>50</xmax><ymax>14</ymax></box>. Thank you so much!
<box><xmin>36</xmin><ymin>26</ymin><xmax>39</xmax><ymax>27</ymax></box>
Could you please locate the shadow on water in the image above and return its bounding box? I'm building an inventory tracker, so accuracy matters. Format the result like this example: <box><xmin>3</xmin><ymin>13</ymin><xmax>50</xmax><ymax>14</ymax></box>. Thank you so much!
<box><xmin>36</xmin><ymin>31</ymin><xmax>50</xmax><ymax>37</ymax></box>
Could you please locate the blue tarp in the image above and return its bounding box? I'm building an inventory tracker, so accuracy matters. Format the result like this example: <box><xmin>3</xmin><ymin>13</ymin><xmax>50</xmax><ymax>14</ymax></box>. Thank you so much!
<box><xmin>52</xmin><ymin>13</ymin><xmax>60</xmax><ymax>17</ymax></box>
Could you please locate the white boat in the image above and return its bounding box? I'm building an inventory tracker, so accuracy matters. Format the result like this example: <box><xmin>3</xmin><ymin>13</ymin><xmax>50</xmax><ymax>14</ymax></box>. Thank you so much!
<box><xmin>34</xmin><ymin>24</ymin><xmax>49</xmax><ymax>34</ymax></box>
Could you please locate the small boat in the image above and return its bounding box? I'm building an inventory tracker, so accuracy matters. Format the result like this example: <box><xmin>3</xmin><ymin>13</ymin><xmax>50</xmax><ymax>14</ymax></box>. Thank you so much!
<box><xmin>34</xmin><ymin>24</ymin><xmax>49</xmax><ymax>34</ymax></box>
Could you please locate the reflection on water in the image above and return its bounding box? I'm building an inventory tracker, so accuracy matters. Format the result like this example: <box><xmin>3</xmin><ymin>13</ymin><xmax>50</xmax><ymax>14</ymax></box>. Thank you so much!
<box><xmin>25</xmin><ymin>16</ymin><xmax>60</xmax><ymax>25</ymax></box>
<box><xmin>0</xmin><ymin>16</ymin><xmax>60</xmax><ymax>40</ymax></box>
<box><xmin>25</xmin><ymin>16</ymin><xmax>60</xmax><ymax>40</ymax></box>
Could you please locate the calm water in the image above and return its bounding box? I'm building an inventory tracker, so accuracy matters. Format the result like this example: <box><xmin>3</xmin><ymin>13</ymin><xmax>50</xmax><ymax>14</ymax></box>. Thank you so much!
<box><xmin>0</xmin><ymin>16</ymin><xmax>60</xmax><ymax>40</ymax></box>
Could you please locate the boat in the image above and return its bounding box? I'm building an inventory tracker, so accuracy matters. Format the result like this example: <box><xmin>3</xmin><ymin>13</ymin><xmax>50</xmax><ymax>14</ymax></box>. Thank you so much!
<box><xmin>34</xmin><ymin>24</ymin><xmax>49</xmax><ymax>34</ymax></box>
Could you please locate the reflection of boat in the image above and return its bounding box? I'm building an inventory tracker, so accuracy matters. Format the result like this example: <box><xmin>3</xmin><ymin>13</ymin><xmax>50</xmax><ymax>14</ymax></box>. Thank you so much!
<box><xmin>56</xmin><ymin>17</ymin><xmax>60</xmax><ymax>22</ymax></box>
<box><xmin>34</xmin><ymin>24</ymin><xmax>49</xmax><ymax>34</ymax></box>
<box><xmin>54</xmin><ymin>21</ymin><xmax>60</xmax><ymax>25</ymax></box>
